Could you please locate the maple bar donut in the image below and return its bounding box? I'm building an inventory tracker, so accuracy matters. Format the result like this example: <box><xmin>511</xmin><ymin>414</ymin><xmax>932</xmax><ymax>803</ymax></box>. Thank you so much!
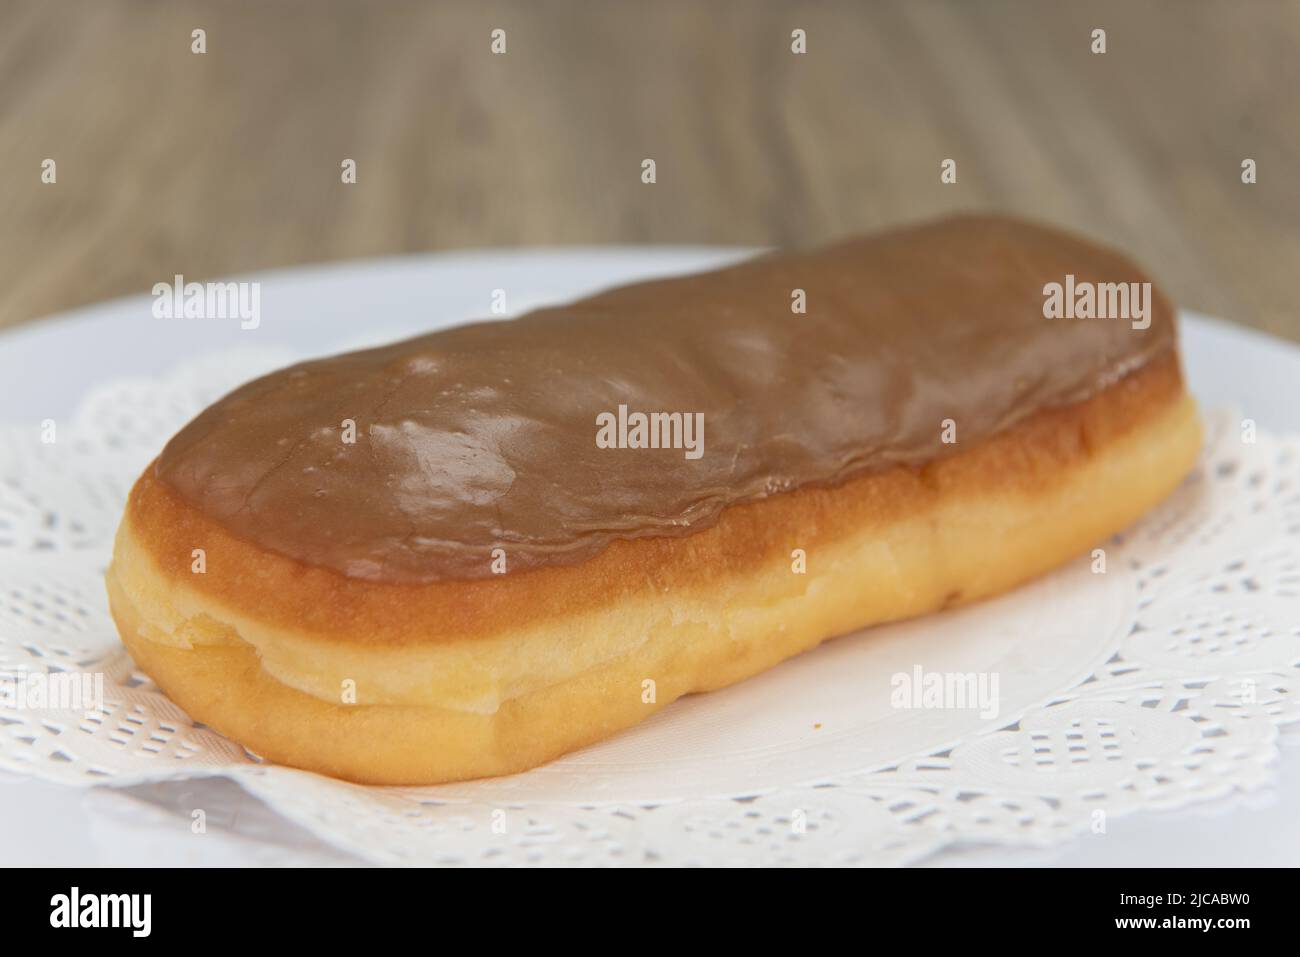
<box><xmin>106</xmin><ymin>215</ymin><xmax>1202</xmax><ymax>785</ymax></box>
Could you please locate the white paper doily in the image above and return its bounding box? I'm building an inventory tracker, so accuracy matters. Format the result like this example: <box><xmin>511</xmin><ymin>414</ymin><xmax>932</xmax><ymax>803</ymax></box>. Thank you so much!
<box><xmin>2</xmin><ymin>350</ymin><xmax>1298</xmax><ymax>866</ymax></box>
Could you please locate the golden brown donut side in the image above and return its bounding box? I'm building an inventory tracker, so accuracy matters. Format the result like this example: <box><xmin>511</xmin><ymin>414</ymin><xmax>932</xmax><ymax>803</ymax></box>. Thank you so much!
<box><xmin>107</xmin><ymin>353</ymin><xmax>1201</xmax><ymax>784</ymax></box>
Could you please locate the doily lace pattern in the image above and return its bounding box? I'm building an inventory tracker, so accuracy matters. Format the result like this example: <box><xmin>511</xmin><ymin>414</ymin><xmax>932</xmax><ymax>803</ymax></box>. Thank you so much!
<box><xmin>1</xmin><ymin>352</ymin><xmax>1297</xmax><ymax>866</ymax></box>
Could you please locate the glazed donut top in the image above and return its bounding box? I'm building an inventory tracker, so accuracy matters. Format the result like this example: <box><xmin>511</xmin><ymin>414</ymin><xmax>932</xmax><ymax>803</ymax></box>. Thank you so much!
<box><xmin>155</xmin><ymin>215</ymin><xmax>1176</xmax><ymax>582</ymax></box>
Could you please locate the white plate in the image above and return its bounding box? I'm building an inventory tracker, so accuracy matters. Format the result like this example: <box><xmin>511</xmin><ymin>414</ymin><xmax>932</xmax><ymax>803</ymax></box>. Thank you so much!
<box><xmin>4</xmin><ymin>246</ymin><xmax>1300</xmax><ymax>431</ymax></box>
<box><xmin>2</xmin><ymin>247</ymin><xmax>1299</xmax><ymax>866</ymax></box>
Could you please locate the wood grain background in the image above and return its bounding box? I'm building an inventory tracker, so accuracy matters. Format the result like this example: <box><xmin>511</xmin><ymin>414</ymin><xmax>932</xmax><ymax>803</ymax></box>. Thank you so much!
<box><xmin>1</xmin><ymin>0</ymin><xmax>1297</xmax><ymax>338</ymax></box>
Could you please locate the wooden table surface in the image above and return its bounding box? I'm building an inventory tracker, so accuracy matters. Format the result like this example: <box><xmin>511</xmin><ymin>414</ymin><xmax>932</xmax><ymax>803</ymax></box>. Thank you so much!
<box><xmin>1</xmin><ymin>0</ymin><xmax>1297</xmax><ymax>339</ymax></box>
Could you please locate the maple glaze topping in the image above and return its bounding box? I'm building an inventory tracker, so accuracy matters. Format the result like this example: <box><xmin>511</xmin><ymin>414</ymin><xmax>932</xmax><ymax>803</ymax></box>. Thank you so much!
<box><xmin>155</xmin><ymin>216</ymin><xmax>1175</xmax><ymax>582</ymax></box>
